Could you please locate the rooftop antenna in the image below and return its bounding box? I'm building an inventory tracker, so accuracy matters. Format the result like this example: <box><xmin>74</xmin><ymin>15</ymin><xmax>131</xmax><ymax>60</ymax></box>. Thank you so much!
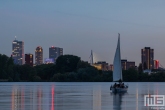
<box><xmin>15</xmin><ymin>36</ymin><xmax>17</xmax><ymax>40</ymax></box>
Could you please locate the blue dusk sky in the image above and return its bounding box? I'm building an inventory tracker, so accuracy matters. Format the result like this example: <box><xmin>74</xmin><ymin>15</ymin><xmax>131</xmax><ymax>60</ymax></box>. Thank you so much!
<box><xmin>0</xmin><ymin>0</ymin><xmax>165</xmax><ymax>66</ymax></box>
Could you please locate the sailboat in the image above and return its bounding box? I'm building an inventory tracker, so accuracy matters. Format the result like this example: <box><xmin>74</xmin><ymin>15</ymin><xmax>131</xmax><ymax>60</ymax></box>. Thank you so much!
<box><xmin>110</xmin><ymin>33</ymin><xmax>128</xmax><ymax>93</ymax></box>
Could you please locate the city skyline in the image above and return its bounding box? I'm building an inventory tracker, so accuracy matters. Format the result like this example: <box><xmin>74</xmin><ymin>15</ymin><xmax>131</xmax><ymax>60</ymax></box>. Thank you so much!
<box><xmin>10</xmin><ymin>37</ymin><xmax>159</xmax><ymax>68</ymax></box>
<box><xmin>9</xmin><ymin>38</ymin><xmax>161</xmax><ymax>71</ymax></box>
<box><xmin>0</xmin><ymin>1</ymin><xmax>165</xmax><ymax>66</ymax></box>
<box><xmin>4</xmin><ymin>31</ymin><xmax>165</xmax><ymax>67</ymax></box>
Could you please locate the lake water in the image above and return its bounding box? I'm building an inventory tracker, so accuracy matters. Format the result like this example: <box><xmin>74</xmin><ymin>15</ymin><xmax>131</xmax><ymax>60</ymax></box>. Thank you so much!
<box><xmin>0</xmin><ymin>82</ymin><xmax>165</xmax><ymax>110</ymax></box>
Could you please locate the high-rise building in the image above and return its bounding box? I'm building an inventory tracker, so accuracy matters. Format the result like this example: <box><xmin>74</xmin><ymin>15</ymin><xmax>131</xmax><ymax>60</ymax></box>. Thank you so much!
<box><xmin>12</xmin><ymin>38</ymin><xmax>24</xmax><ymax>65</ymax></box>
<box><xmin>49</xmin><ymin>46</ymin><xmax>63</xmax><ymax>62</ymax></box>
<box><xmin>35</xmin><ymin>46</ymin><xmax>43</xmax><ymax>65</ymax></box>
<box><xmin>25</xmin><ymin>53</ymin><xmax>33</xmax><ymax>66</ymax></box>
<box><xmin>141</xmin><ymin>47</ymin><xmax>154</xmax><ymax>69</ymax></box>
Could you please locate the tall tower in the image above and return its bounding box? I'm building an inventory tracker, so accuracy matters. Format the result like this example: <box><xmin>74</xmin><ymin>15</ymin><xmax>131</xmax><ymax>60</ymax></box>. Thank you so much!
<box><xmin>35</xmin><ymin>46</ymin><xmax>43</xmax><ymax>65</ymax></box>
<box><xmin>141</xmin><ymin>47</ymin><xmax>154</xmax><ymax>69</ymax></box>
<box><xmin>89</xmin><ymin>50</ymin><xmax>94</xmax><ymax>65</ymax></box>
<box><xmin>49</xmin><ymin>46</ymin><xmax>63</xmax><ymax>62</ymax></box>
<box><xmin>12</xmin><ymin>38</ymin><xmax>24</xmax><ymax>65</ymax></box>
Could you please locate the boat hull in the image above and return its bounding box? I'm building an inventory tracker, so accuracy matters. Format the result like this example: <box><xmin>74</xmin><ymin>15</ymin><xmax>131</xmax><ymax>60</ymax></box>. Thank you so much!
<box><xmin>111</xmin><ymin>87</ymin><xmax>127</xmax><ymax>93</ymax></box>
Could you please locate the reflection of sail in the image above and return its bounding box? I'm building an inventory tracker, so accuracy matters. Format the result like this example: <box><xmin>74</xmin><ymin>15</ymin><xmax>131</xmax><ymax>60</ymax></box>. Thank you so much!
<box><xmin>112</xmin><ymin>93</ymin><xmax>124</xmax><ymax>110</ymax></box>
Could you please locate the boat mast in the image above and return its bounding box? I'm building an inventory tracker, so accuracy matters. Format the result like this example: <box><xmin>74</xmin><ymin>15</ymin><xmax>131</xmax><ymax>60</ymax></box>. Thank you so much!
<box><xmin>118</xmin><ymin>33</ymin><xmax>122</xmax><ymax>82</ymax></box>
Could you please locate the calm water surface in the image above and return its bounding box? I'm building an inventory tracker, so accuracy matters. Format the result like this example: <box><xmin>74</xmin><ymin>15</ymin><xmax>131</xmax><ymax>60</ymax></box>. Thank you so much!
<box><xmin>0</xmin><ymin>82</ymin><xmax>165</xmax><ymax>110</ymax></box>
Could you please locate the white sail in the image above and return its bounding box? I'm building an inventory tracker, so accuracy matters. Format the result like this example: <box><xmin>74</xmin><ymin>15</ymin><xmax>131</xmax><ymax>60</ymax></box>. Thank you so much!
<box><xmin>113</xmin><ymin>33</ymin><xmax>122</xmax><ymax>82</ymax></box>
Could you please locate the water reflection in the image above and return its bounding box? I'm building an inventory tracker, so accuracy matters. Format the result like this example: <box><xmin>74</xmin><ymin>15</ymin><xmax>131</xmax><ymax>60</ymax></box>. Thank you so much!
<box><xmin>11</xmin><ymin>86</ymin><xmax>24</xmax><ymax>110</ymax></box>
<box><xmin>111</xmin><ymin>92</ymin><xmax>125</xmax><ymax>110</ymax></box>
<box><xmin>10</xmin><ymin>85</ymin><xmax>55</xmax><ymax>110</ymax></box>
<box><xmin>0</xmin><ymin>82</ymin><xmax>165</xmax><ymax>110</ymax></box>
<box><xmin>51</xmin><ymin>85</ymin><xmax>54</xmax><ymax>110</ymax></box>
<box><xmin>93</xmin><ymin>86</ymin><xmax>101</xmax><ymax>110</ymax></box>
<box><xmin>136</xmin><ymin>88</ymin><xmax>138</xmax><ymax>110</ymax></box>
<box><xmin>37</xmin><ymin>86</ymin><xmax>42</xmax><ymax>110</ymax></box>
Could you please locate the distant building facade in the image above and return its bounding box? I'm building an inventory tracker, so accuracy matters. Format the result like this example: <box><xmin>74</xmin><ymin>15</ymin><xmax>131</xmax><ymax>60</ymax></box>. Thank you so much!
<box><xmin>92</xmin><ymin>61</ymin><xmax>109</xmax><ymax>71</ymax></box>
<box><xmin>121</xmin><ymin>59</ymin><xmax>135</xmax><ymax>70</ymax></box>
<box><xmin>49</xmin><ymin>46</ymin><xmax>63</xmax><ymax>62</ymax></box>
<box><xmin>126</xmin><ymin>61</ymin><xmax>135</xmax><ymax>70</ymax></box>
<box><xmin>25</xmin><ymin>53</ymin><xmax>33</xmax><ymax>66</ymax></box>
<box><xmin>35</xmin><ymin>46</ymin><xmax>43</xmax><ymax>65</ymax></box>
<box><xmin>121</xmin><ymin>59</ymin><xmax>127</xmax><ymax>70</ymax></box>
<box><xmin>44</xmin><ymin>58</ymin><xmax>54</xmax><ymax>64</ymax></box>
<box><xmin>109</xmin><ymin>64</ymin><xmax>114</xmax><ymax>71</ymax></box>
<box><xmin>12</xmin><ymin>39</ymin><xmax>24</xmax><ymax>65</ymax></box>
<box><xmin>141</xmin><ymin>47</ymin><xmax>154</xmax><ymax>69</ymax></box>
<box><xmin>154</xmin><ymin>60</ymin><xmax>159</xmax><ymax>69</ymax></box>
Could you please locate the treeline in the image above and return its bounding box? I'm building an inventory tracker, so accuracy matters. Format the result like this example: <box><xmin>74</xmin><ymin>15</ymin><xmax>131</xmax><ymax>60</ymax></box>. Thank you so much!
<box><xmin>0</xmin><ymin>54</ymin><xmax>165</xmax><ymax>82</ymax></box>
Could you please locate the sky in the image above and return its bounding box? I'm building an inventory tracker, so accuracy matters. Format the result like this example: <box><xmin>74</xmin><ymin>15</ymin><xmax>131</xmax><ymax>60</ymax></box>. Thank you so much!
<box><xmin>0</xmin><ymin>0</ymin><xmax>165</xmax><ymax>67</ymax></box>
